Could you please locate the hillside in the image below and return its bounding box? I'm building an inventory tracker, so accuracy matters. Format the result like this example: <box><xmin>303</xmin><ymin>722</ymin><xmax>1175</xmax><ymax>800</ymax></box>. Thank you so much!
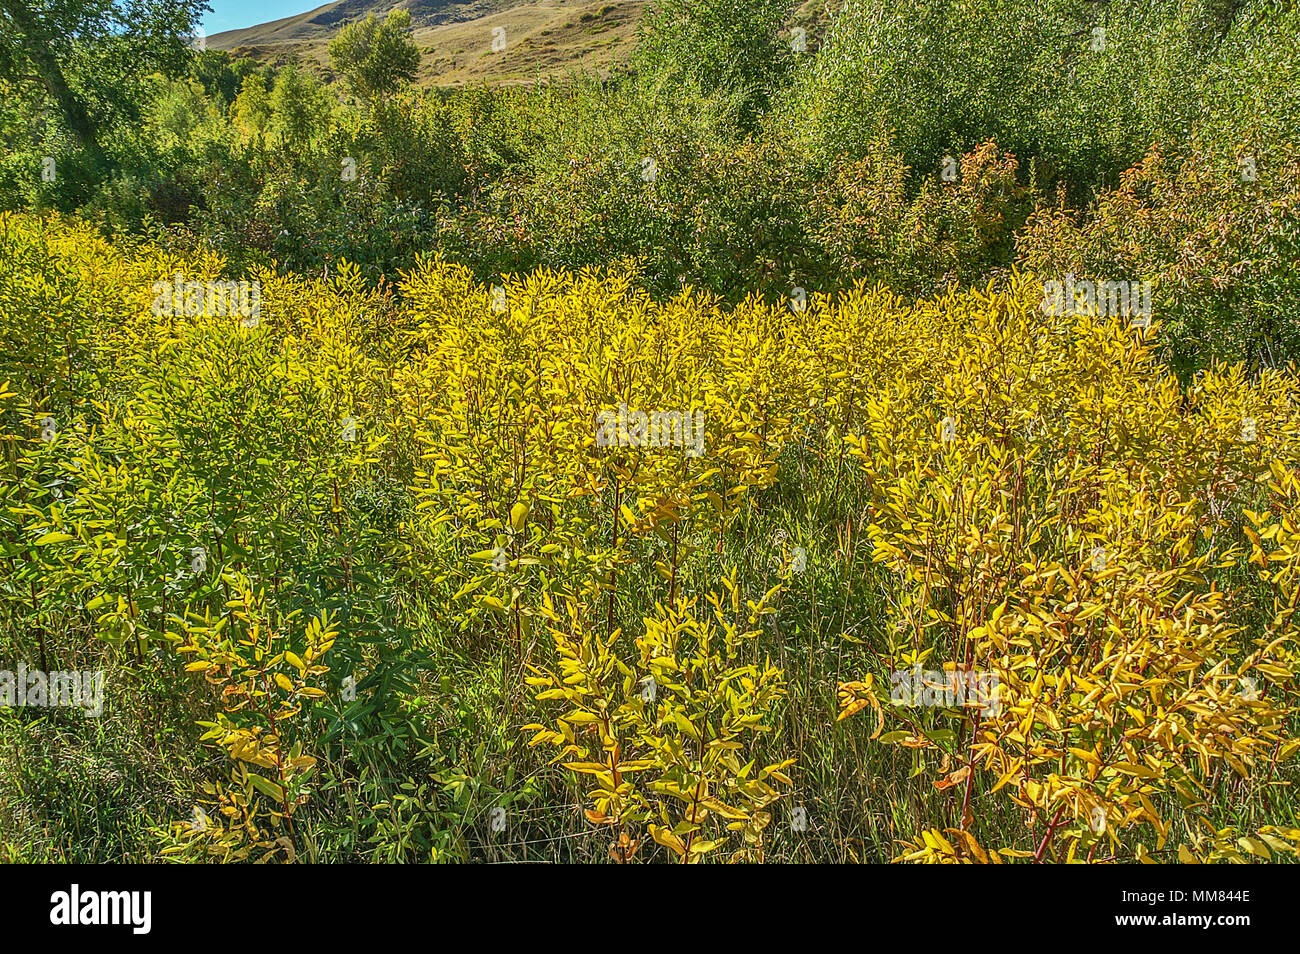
<box><xmin>212</xmin><ymin>0</ymin><xmax>643</xmax><ymax>86</ymax></box>
<box><xmin>210</xmin><ymin>0</ymin><xmax>826</xmax><ymax>86</ymax></box>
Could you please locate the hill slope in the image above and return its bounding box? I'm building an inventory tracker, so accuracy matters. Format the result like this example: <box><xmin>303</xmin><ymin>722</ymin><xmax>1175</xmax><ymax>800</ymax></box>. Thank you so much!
<box><xmin>210</xmin><ymin>0</ymin><xmax>827</xmax><ymax>87</ymax></box>
<box><xmin>210</xmin><ymin>0</ymin><xmax>647</xmax><ymax>86</ymax></box>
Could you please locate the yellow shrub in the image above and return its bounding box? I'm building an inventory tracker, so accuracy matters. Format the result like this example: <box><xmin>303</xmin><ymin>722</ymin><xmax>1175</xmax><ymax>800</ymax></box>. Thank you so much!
<box><xmin>6</xmin><ymin>211</ymin><xmax>1300</xmax><ymax>863</ymax></box>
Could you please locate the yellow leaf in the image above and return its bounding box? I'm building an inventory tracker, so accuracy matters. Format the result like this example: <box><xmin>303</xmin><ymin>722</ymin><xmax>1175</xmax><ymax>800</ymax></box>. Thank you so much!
<box><xmin>650</xmin><ymin>824</ymin><xmax>686</xmax><ymax>856</ymax></box>
<box><xmin>510</xmin><ymin>501</ymin><xmax>530</xmax><ymax>532</ymax></box>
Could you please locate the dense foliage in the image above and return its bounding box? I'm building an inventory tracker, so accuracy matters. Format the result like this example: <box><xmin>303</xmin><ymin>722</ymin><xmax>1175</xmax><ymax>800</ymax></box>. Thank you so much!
<box><xmin>3</xmin><ymin>0</ymin><xmax>1296</xmax><ymax>369</ymax></box>
<box><xmin>1</xmin><ymin>0</ymin><xmax>1299</xmax><ymax>862</ymax></box>
<box><xmin>3</xmin><ymin>213</ymin><xmax>1300</xmax><ymax>863</ymax></box>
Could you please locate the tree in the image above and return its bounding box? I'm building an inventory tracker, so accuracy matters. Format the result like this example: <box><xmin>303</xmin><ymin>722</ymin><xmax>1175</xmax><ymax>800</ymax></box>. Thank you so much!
<box><xmin>789</xmin><ymin>0</ymin><xmax>1238</xmax><ymax>197</ymax></box>
<box><xmin>268</xmin><ymin>64</ymin><xmax>331</xmax><ymax>151</ymax></box>
<box><xmin>328</xmin><ymin>9</ymin><xmax>420</xmax><ymax>102</ymax></box>
<box><xmin>191</xmin><ymin>48</ymin><xmax>259</xmax><ymax>108</ymax></box>
<box><xmin>231</xmin><ymin>70</ymin><xmax>273</xmax><ymax>145</ymax></box>
<box><xmin>633</xmin><ymin>0</ymin><xmax>792</xmax><ymax>124</ymax></box>
<box><xmin>0</xmin><ymin>0</ymin><xmax>207</xmax><ymax>153</ymax></box>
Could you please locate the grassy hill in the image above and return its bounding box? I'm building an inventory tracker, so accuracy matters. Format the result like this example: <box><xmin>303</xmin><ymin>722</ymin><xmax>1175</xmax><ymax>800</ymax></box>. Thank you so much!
<box><xmin>212</xmin><ymin>0</ymin><xmax>643</xmax><ymax>86</ymax></box>
<box><xmin>210</xmin><ymin>0</ymin><xmax>827</xmax><ymax>87</ymax></box>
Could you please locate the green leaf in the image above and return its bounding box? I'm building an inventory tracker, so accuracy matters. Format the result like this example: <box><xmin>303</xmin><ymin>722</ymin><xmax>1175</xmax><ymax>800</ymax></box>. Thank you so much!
<box><xmin>33</xmin><ymin>531</ymin><xmax>74</xmax><ymax>545</ymax></box>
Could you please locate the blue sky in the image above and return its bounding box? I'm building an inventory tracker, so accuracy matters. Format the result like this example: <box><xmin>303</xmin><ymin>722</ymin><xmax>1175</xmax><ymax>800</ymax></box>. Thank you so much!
<box><xmin>200</xmin><ymin>1</ymin><xmax>319</xmax><ymax>36</ymax></box>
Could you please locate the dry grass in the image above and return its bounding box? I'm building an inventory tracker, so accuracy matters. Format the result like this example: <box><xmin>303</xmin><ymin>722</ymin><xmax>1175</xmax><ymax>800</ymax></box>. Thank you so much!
<box><xmin>211</xmin><ymin>0</ymin><xmax>830</xmax><ymax>88</ymax></box>
<box><xmin>215</xmin><ymin>1</ymin><xmax>646</xmax><ymax>87</ymax></box>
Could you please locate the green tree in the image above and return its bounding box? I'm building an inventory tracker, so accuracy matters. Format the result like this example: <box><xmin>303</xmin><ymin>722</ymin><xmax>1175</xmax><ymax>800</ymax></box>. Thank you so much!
<box><xmin>191</xmin><ymin>48</ymin><xmax>259</xmax><ymax>107</ymax></box>
<box><xmin>231</xmin><ymin>69</ymin><xmax>273</xmax><ymax>144</ymax></box>
<box><xmin>788</xmin><ymin>0</ymin><xmax>1249</xmax><ymax>197</ymax></box>
<box><xmin>268</xmin><ymin>64</ymin><xmax>332</xmax><ymax>152</ymax></box>
<box><xmin>0</xmin><ymin>0</ymin><xmax>208</xmax><ymax>152</ymax></box>
<box><xmin>633</xmin><ymin>0</ymin><xmax>791</xmax><ymax>123</ymax></box>
<box><xmin>328</xmin><ymin>9</ymin><xmax>420</xmax><ymax>102</ymax></box>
